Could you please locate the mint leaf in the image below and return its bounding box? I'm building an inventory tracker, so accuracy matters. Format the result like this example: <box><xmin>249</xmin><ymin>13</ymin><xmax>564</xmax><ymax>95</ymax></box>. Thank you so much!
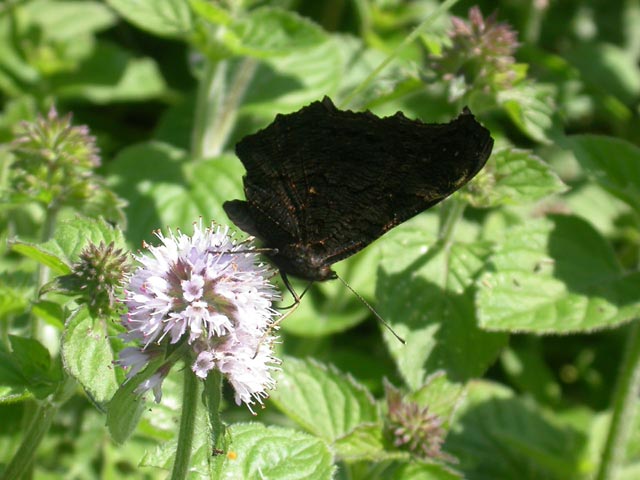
<box><xmin>474</xmin><ymin>149</ymin><xmax>567</xmax><ymax>207</ymax></box>
<box><xmin>477</xmin><ymin>215</ymin><xmax>640</xmax><ymax>333</ymax></box>
<box><xmin>105</xmin><ymin>0</ymin><xmax>194</xmax><ymax>37</ymax></box>
<box><xmin>446</xmin><ymin>381</ymin><xmax>587</xmax><ymax>480</ymax></box>
<box><xmin>62</xmin><ymin>306</ymin><xmax>120</xmax><ymax>404</ymax></box>
<box><xmin>220</xmin><ymin>423</ymin><xmax>334</xmax><ymax>480</ymax></box>
<box><xmin>270</xmin><ymin>357</ymin><xmax>379</xmax><ymax>443</ymax></box>
<box><xmin>377</xmin><ymin>217</ymin><xmax>507</xmax><ymax>389</ymax></box>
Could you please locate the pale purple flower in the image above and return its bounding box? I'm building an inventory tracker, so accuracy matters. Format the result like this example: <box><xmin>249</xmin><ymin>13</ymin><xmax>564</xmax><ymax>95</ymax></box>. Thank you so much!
<box><xmin>117</xmin><ymin>221</ymin><xmax>281</xmax><ymax>412</ymax></box>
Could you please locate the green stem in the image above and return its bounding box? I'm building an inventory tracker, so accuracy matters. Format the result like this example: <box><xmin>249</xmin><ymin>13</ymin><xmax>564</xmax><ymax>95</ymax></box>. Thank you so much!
<box><xmin>339</xmin><ymin>0</ymin><xmax>460</xmax><ymax>109</ymax></box>
<box><xmin>438</xmin><ymin>197</ymin><xmax>466</xmax><ymax>247</ymax></box>
<box><xmin>203</xmin><ymin>369</ymin><xmax>227</xmax><ymax>477</ymax></box>
<box><xmin>437</xmin><ymin>198</ymin><xmax>466</xmax><ymax>289</ymax></box>
<box><xmin>1</xmin><ymin>376</ymin><xmax>76</xmax><ymax>480</ymax></box>
<box><xmin>170</xmin><ymin>365</ymin><xmax>200</xmax><ymax>480</ymax></box>
<box><xmin>31</xmin><ymin>205</ymin><xmax>58</xmax><ymax>339</ymax></box>
<box><xmin>596</xmin><ymin>320</ymin><xmax>640</xmax><ymax>480</ymax></box>
<box><xmin>191</xmin><ymin>58</ymin><xmax>257</xmax><ymax>159</ymax></box>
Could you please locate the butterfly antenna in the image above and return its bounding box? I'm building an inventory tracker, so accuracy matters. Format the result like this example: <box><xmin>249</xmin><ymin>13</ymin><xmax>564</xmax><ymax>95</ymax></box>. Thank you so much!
<box><xmin>335</xmin><ymin>274</ymin><xmax>406</xmax><ymax>345</ymax></box>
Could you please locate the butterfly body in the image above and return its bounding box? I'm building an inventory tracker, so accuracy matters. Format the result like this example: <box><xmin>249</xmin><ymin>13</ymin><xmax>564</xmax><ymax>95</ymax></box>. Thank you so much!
<box><xmin>224</xmin><ymin>97</ymin><xmax>493</xmax><ymax>281</ymax></box>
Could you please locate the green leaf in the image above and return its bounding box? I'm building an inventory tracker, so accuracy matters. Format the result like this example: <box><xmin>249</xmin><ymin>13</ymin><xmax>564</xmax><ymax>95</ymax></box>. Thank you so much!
<box><xmin>333</xmin><ymin>423</ymin><xmax>393</xmax><ymax>462</ymax></box>
<box><xmin>270</xmin><ymin>357</ymin><xmax>379</xmax><ymax>443</ymax></box>
<box><xmin>105</xmin><ymin>0</ymin><xmax>194</xmax><ymax>37</ymax></box>
<box><xmin>32</xmin><ymin>300</ymin><xmax>65</xmax><ymax>329</ymax></box>
<box><xmin>9</xmin><ymin>241</ymin><xmax>71</xmax><ymax>275</ymax></box>
<box><xmin>410</xmin><ymin>372</ymin><xmax>466</xmax><ymax>428</ymax></box>
<box><xmin>24</xmin><ymin>0</ymin><xmax>117</xmax><ymax>40</ymax></box>
<box><xmin>241</xmin><ymin>37</ymin><xmax>342</xmax><ymax>112</ymax></box>
<box><xmin>219</xmin><ymin>423</ymin><xmax>334</xmax><ymax>480</ymax></box>
<box><xmin>61</xmin><ymin>306</ymin><xmax>120</xmax><ymax>404</ymax></box>
<box><xmin>225</xmin><ymin>8</ymin><xmax>327</xmax><ymax>58</ymax></box>
<box><xmin>567</xmin><ymin>134</ymin><xmax>640</xmax><ymax>214</ymax></box>
<box><xmin>15</xmin><ymin>216</ymin><xmax>125</xmax><ymax>271</ymax></box>
<box><xmin>376</xmin><ymin>216</ymin><xmax>507</xmax><ymax>389</ymax></box>
<box><xmin>471</xmin><ymin>149</ymin><xmax>567</xmax><ymax>207</ymax></box>
<box><xmin>6</xmin><ymin>335</ymin><xmax>60</xmax><ymax>398</ymax></box>
<box><xmin>50</xmin><ymin>41</ymin><xmax>167</xmax><ymax>103</ymax></box>
<box><xmin>446</xmin><ymin>381</ymin><xmax>588</xmax><ymax>480</ymax></box>
<box><xmin>108</xmin><ymin>142</ymin><xmax>245</xmax><ymax>246</ymax></box>
<box><xmin>0</xmin><ymin>273</ymin><xmax>32</xmax><ymax>317</ymax></box>
<box><xmin>498</xmin><ymin>83</ymin><xmax>558</xmax><ymax>144</ymax></box>
<box><xmin>477</xmin><ymin>215</ymin><xmax>640</xmax><ymax>333</ymax></box>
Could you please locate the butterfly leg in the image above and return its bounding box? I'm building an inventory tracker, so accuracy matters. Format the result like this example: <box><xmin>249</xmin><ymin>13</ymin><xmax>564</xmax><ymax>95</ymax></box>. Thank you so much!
<box><xmin>252</xmin><ymin>273</ymin><xmax>314</xmax><ymax>358</ymax></box>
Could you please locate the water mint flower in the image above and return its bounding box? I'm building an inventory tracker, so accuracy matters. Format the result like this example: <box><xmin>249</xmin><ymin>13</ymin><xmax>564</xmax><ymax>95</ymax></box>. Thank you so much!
<box><xmin>385</xmin><ymin>381</ymin><xmax>453</xmax><ymax>461</ymax></box>
<box><xmin>10</xmin><ymin>107</ymin><xmax>100</xmax><ymax>208</ymax></box>
<box><xmin>118</xmin><ymin>221</ymin><xmax>281</xmax><ymax>411</ymax></box>
<box><xmin>430</xmin><ymin>7</ymin><xmax>521</xmax><ymax>99</ymax></box>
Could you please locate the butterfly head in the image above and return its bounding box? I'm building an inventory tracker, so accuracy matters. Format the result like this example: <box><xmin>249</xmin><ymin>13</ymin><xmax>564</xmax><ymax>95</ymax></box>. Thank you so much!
<box><xmin>267</xmin><ymin>244</ymin><xmax>337</xmax><ymax>282</ymax></box>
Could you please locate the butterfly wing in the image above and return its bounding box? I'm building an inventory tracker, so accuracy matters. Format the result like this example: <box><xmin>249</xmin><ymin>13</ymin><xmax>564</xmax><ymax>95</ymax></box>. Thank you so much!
<box><xmin>224</xmin><ymin>97</ymin><xmax>493</xmax><ymax>280</ymax></box>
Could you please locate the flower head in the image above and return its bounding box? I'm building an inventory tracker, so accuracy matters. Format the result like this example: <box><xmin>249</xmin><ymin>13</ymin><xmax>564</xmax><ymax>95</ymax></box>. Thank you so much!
<box><xmin>430</xmin><ymin>7</ymin><xmax>521</xmax><ymax>99</ymax></box>
<box><xmin>118</xmin><ymin>221</ymin><xmax>281</xmax><ymax>411</ymax></box>
<box><xmin>9</xmin><ymin>107</ymin><xmax>100</xmax><ymax>207</ymax></box>
<box><xmin>384</xmin><ymin>381</ymin><xmax>452</xmax><ymax>461</ymax></box>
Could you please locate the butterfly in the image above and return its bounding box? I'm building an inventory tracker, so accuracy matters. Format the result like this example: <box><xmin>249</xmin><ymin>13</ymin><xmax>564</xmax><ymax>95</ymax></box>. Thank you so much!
<box><xmin>224</xmin><ymin>97</ymin><xmax>493</xmax><ymax>284</ymax></box>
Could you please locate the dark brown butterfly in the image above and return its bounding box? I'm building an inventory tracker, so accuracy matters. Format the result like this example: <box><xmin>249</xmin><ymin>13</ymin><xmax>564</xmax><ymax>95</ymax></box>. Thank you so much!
<box><xmin>224</xmin><ymin>97</ymin><xmax>493</xmax><ymax>284</ymax></box>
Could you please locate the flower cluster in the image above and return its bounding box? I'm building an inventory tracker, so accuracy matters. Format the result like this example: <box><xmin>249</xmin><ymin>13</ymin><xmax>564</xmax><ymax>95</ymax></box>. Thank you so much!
<box><xmin>118</xmin><ymin>221</ymin><xmax>281</xmax><ymax>412</ymax></box>
<box><xmin>430</xmin><ymin>7</ymin><xmax>521</xmax><ymax>99</ymax></box>
<box><xmin>9</xmin><ymin>107</ymin><xmax>100</xmax><ymax>208</ymax></box>
<box><xmin>385</xmin><ymin>381</ymin><xmax>451</xmax><ymax>461</ymax></box>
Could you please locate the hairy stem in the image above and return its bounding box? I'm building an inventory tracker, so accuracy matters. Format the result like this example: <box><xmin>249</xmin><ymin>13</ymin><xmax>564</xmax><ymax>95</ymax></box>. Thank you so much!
<box><xmin>170</xmin><ymin>366</ymin><xmax>200</xmax><ymax>480</ymax></box>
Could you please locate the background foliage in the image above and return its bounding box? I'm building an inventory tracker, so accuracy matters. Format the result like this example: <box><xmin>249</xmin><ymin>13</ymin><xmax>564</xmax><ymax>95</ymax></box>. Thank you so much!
<box><xmin>2</xmin><ymin>0</ymin><xmax>640</xmax><ymax>479</ymax></box>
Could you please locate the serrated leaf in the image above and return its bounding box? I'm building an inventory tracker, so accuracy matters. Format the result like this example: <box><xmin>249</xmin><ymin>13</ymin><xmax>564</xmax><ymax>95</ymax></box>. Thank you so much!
<box><xmin>62</xmin><ymin>306</ymin><xmax>119</xmax><ymax>404</ymax></box>
<box><xmin>567</xmin><ymin>134</ymin><xmax>640</xmax><ymax>214</ymax></box>
<box><xmin>446</xmin><ymin>381</ymin><xmax>587</xmax><ymax>480</ymax></box>
<box><xmin>472</xmin><ymin>149</ymin><xmax>567</xmax><ymax>207</ymax></box>
<box><xmin>477</xmin><ymin>215</ymin><xmax>640</xmax><ymax>333</ymax></box>
<box><xmin>105</xmin><ymin>0</ymin><xmax>194</xmax><ymax>37</ymax></box>
<box><xmin>107</xmin><ymin>142</ymin><xmax>245</xmax><ymax>246</ymax></box>
<box><xmin>270</xmin><ymin>357</ymin><xmax>379</xmax><ymax>443</ymax></box>
<box><xmin>241</xmin><ymin>37</ymin><xmax>342</xmax><ymax>111</ymax></box>
<box><xmin>376</xmin><ymin>216</ymin><xmax>507</xmax><ymax>389</ymax></box>
<box><xmin>224</xmin><ymin>7</ymin><xmax>327</xmax><ymax>58</ymax></box>
<box><xmin>31</xmin><ymin>216</ymin><xmax>125</xmax><ymax>268</ymax></box>
<box><xmin>498</xmin><ymin>83</ymin><xmax>558</xmax><ymax>144</ymax></box>
<box><xmin>219</xmin><ymin>423</ymin><xmax>334</xmax><ymax>480</ymax></box>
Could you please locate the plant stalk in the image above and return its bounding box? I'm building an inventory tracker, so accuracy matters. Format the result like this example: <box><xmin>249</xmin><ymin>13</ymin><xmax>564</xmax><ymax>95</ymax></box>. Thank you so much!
<box><xmin>170</xmin><ymin>366</ymin><xmax>200</xmax><ymax>480</ymax></box>
<box><xmin>1</xmin><ymin>376</ymin><xmax>76</xmax><ymax>480</ymax></box>
<box><xmin>596</xmin><ymin>320</ymin><xmax>640</xmax><ymax>480</ymax></box>
<box><xmin>191</xmin><ymin>57</ymin><xmax>257</xmax><ymax>159</ymax></box>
